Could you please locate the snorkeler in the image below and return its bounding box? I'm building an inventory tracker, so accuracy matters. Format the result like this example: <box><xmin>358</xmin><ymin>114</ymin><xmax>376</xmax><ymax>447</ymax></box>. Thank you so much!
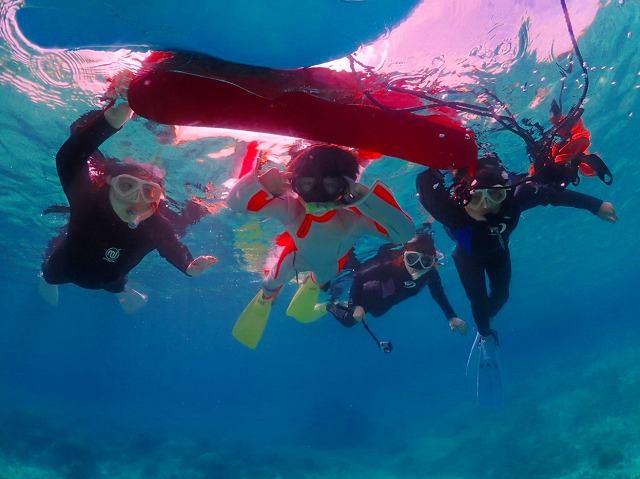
<box><xmin>326</xmin><ymin>225</ymin><xmax>467</xmax><ymax>351</ymax></box>
<box><xmin>39</xmin><ymin>95</ymin><xmax>217</xmax><ymax>313</ymax></box>
<box><xmin>227</xmin><ymin>144</ymin><xmax>415</xmax><ymax>348</ymax></box>
<box><xmin>416</xmin><ymin>153</ymin><xmax>618</xmax><ymax>407</ymax></box>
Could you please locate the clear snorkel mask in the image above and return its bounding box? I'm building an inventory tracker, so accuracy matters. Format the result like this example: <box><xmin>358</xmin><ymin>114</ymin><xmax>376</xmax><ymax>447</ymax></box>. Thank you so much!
<box><xmin>111</xmin><ymin>174</ymin><xmax>164</xmax><ymax>203</ymax></box>
<box><xmin>110</xmin><ymin>174</ymin><xmax>165</xmax><ymax>229</ymax></box>
<box><xmin>466</xmin><ymin>184</ymin><xmax>509</xmax><ymax>209</ymax></box>
<box><xmin>403</xmin><ymin>250</ymin><xmax>444</xmax><ymax>273</ymax></box>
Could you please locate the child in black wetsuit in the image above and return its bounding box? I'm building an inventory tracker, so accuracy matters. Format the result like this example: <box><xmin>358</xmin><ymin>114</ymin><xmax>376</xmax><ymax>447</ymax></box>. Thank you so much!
<box><xmin>39</xmin><ymin>100</ymin><xmax>217</xmax><ymax>313</ymax></box>
<box><xmin>327</xmin><ymin>227</ymin><xmax>467</xmax><ymax>335</ymax></box>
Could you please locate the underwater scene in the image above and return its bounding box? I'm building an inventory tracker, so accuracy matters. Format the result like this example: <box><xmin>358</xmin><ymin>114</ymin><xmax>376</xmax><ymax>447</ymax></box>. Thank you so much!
<box><xmin>0</xmin><ymin>0</ymin><xmax>639</xmax><ymax>478</ymax></box>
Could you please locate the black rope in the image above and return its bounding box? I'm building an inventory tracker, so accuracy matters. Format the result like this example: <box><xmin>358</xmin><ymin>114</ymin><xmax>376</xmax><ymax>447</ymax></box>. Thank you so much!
<box><xmin>347</xmin><ymin>0</ymin><xmax>591</xmax><ymax>174</ymax></box>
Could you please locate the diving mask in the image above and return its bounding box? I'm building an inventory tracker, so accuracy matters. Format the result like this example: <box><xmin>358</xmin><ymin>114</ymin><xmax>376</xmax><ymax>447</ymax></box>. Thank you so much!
<box><xmin>466</xmin><ymin>185</ymin><xmax>508</xmax><ymax>209</ymax></box>
<box><xmin>111</xmin><ymin>174</ymin><xmax>164</xmax><ymax>204</ymax></box>
<box><xmin>403</xmin><ymin>250</ymin><xmax>443</xmax><ymax>272</ymax></box>
<box><xmin>291</xmin><ymin>175</ymin><xmax>348</xmax><ymax>204</ymax></box>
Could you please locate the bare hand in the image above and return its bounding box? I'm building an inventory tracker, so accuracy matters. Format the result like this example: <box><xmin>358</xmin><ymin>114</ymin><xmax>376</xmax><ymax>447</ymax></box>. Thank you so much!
<box><xmin>449</xmin><ymin>317</ymin><xmax>468</xmax><ymax>336</ymax></box>
<box><xmin>104</xmin><ymin>102</ymin><xmax>133</xmax><ymax>129</ymax></box>
<box><xmin>258</xmin><ymin>167</ymin><xmax>291</xmax><ymax>197</ymax></box>
<box><xmin>352</xmin><ymin>305</ymin><xmax>366</xmax><ymax>322</ymax></box>
<box><xmin>187</xmin><ymin>255</ymin><xmax>218</xmax><ymax>277</ymax></box>
<box><xmin>105</xmin><ymin>69</ymin><xmax>135</xmax><ymax>101</ymax></box>
<box><xmin>342</xmin><ymin>176</ymin><xmax>369</xmax><ymax>204</ymax></box>
<box><xmin>597</xmin><ymin>202</ymin><xmax>618</xmax><ymax>223</ymax></box>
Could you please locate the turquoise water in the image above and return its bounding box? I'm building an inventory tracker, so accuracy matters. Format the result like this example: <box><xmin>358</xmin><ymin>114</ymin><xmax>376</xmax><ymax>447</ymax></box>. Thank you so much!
<box><xmin>0</xmin><ymin>1</ymin><xmax>639</xmax><ymax>478</ymax></box>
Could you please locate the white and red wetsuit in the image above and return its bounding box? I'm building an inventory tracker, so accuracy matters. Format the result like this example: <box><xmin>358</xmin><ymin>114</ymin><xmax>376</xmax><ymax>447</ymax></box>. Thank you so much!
<box><xmin>227</xmin><ymin>171</ymin><xmax>415</xmax><ymax>298</ymax></box>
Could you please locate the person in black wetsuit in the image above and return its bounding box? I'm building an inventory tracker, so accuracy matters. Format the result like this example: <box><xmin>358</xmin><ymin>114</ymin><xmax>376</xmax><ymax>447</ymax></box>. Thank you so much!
<box><xmin>415</xmin><ymin>153</ymin><xmax>618</xmax><ymax>346</ymax></box>
<box><xmin>39</xmin><ymin>100</ymin><xmax>217</xmax><ymax>313</ymax></box>
<box><xmin>326</xmin><ymin>227</ymin><xmax>467</xmax><ymax>335</ymax></box>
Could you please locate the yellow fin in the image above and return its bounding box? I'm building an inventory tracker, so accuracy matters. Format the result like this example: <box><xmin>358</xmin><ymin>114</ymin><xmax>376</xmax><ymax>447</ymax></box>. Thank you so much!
<box><xmin>286</xmin><ymin>277</ymin><xmax>326</xmax><ymax>323</ymax></box>
<box><xmin>232</xmin><ymin>291</ymin><xmax>272</xmax><ymax>349</ymax></box>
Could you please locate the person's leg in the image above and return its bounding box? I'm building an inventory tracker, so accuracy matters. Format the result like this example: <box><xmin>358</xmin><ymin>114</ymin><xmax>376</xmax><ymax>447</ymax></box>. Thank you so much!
<box><xmin>116</xmin><ymin>287</ymin><xmax>148</xmax><ymax>314</ymax></box>
<box><xmin>39</xmin><ymin>250</ymin><xmax>68</xmax><ymax>307</ymax></box>
<box><xmin>38</xmin><ymin>274</ymin><xmax>59</xmax><ymax>306</ymax></box>
<box><xmin>485</xmin><ymin>250</ymin><xmax>511</xmax><ymax>319</ymax></box>
<box><xmin>108</xmin><ymin>277</ymin><xmax>147</xmax><ymax>314</ymax></box>
<box><xmin>452</xmin><ymin>249</ymin><xmax>493</xmax><ymax>337</ymax></box>
<box><xmin>327</xmin><ymin>302</ymin><xmax>357</xmax><ymax>327</ymax></box>
<box><xmin>262</xmin><ymin>249</ymin><xmax>300</xmax><ymax>300</ymax></box>
<box><xmin>284</xmin><ymin>254</ymin><xmax>336</xmax><ymax>322</ymax></box>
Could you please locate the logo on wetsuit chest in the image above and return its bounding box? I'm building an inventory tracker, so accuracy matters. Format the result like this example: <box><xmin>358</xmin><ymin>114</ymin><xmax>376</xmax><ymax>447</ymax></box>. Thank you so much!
<box><xmin>403</xmin><ymin>281</ymin><xmax>417</xmax><ymax>288</ymax></box>
<box><xmin>103</xmin><ymin>247</ymin><xmax>121</xmax><ymax>263</ymax></box>
<box><xmin>488</xmin><ymin>223</ymin><xmax>507</xmax><ymax>235</ymax></box>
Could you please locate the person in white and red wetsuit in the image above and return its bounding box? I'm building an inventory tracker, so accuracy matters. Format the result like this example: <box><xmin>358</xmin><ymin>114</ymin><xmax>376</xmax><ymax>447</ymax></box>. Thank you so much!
<box><xmin>227</xmin><ymin>144</ymin><xmax>415</xmax><ymax>344</ymax></box>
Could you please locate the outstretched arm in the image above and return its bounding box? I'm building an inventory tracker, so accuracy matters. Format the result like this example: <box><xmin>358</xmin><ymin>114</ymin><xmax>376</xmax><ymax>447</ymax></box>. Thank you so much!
<box><xmin>426</xmin><ymin>269</ymin><xmax>467</xmax><ymax>335</ymax></box>
<box><xmin>186</xmin><ymin>256</ymin><xmax>218</xmax><ymax>277</ymax></box>
<box><xmin>516</xmin><ymin>182</ymin><xmax>618</xmax><ymax>223</ymax></box>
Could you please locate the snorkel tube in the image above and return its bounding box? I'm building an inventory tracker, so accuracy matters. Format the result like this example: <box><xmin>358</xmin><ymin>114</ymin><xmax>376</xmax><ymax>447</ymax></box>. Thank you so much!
<box><xmin>126</xmin><ymin>209</ymin><xmax>145</xmax><ymax>229</ymax></box>
<box><xmin>125</xmin><ymin>204</ymin><xmax>157</xmax><ymax>229</ymax></box>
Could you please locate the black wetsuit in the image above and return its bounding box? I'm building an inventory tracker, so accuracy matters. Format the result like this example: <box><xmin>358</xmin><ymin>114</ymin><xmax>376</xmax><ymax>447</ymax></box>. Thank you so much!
<box><xmin>41</xmin><ymin>111</ymin><xmax>194</xmax><ymax>293</ymax></box>
<box><xmin>328</xmin><ymin>257</ymin><xmax>457</xmax><ymax>326</ymax></box>
<box><xmin>416</xmin><ymin>168</ymin><xmax>603</xmax><ymax>336</ymax></box>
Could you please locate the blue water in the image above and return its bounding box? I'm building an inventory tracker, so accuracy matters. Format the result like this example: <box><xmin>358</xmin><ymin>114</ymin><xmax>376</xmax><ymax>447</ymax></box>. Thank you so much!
<box><xmin>1</xmin><ymin>1</ymin><xmax>639</xmax><ymax>478</ymax></box>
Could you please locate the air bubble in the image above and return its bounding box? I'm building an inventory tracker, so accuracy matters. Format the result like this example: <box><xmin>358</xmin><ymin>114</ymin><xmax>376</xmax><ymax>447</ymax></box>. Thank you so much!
<box><xmin>439</xmin><ymin>133</ymin><xmax>446</xmax><ymax>139</ymax></box>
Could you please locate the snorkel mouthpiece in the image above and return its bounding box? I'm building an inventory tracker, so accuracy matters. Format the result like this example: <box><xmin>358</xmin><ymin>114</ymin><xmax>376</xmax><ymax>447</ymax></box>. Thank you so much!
<box><xmin>127</xmin><ymin>209</ymin><xmax>141</xmax><ymax>229</ymax></box>
<box><xmin>304</xmin><ymin>201</ymin><xmax>343</xmax><ymax>214</ymax></box>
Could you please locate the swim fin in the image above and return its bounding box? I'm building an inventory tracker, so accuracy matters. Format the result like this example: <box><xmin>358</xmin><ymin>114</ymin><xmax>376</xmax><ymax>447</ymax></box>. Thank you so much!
<box><xmin>467</xmin><ymin>331</ymin><xmax>504</xmax><ymax>409</ymax></box>
<box><xmin>117</xmin><ymin>286</ymin><xmax>148</xmax><ymax>314</ymax></box>
<box><xmin>286</xmin><ymin>275</ymin><xmax>326</xmax><ymax>323</ymax></box>
<box><xmin>232</xmin><ymin>291</ymin><xmax>273</xmax><ymax>349</ymax></box>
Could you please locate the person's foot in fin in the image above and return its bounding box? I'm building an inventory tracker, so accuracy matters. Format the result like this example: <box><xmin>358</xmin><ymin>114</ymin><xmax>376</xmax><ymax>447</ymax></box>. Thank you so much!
<box><xmin>475</xmin><ymin>330</ymin><xmax>504</xmax><ymax>409</ymax></box>
<box><xmin>39</xmin><ymin>277</ymin><xmax>59</xmax><ymax>307</ymax></box>
<box><xmin>326</xmin><ymin>302</ymin><xmax>357</xmax><ymax>328</ymax></box>
<box><xmin>117</xmin><ymin>287</ymin><xmax>148</xmax><ymax>314</ymax></box>
<box><xmin>233</xmin><ymin>290</ymin><xmax>273</xmax><ymax>349</ymax></box>
<box><xmin>286</xmin><ymin>275</ymin><xmax>326</xmax><ymax>323</ymax></box>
